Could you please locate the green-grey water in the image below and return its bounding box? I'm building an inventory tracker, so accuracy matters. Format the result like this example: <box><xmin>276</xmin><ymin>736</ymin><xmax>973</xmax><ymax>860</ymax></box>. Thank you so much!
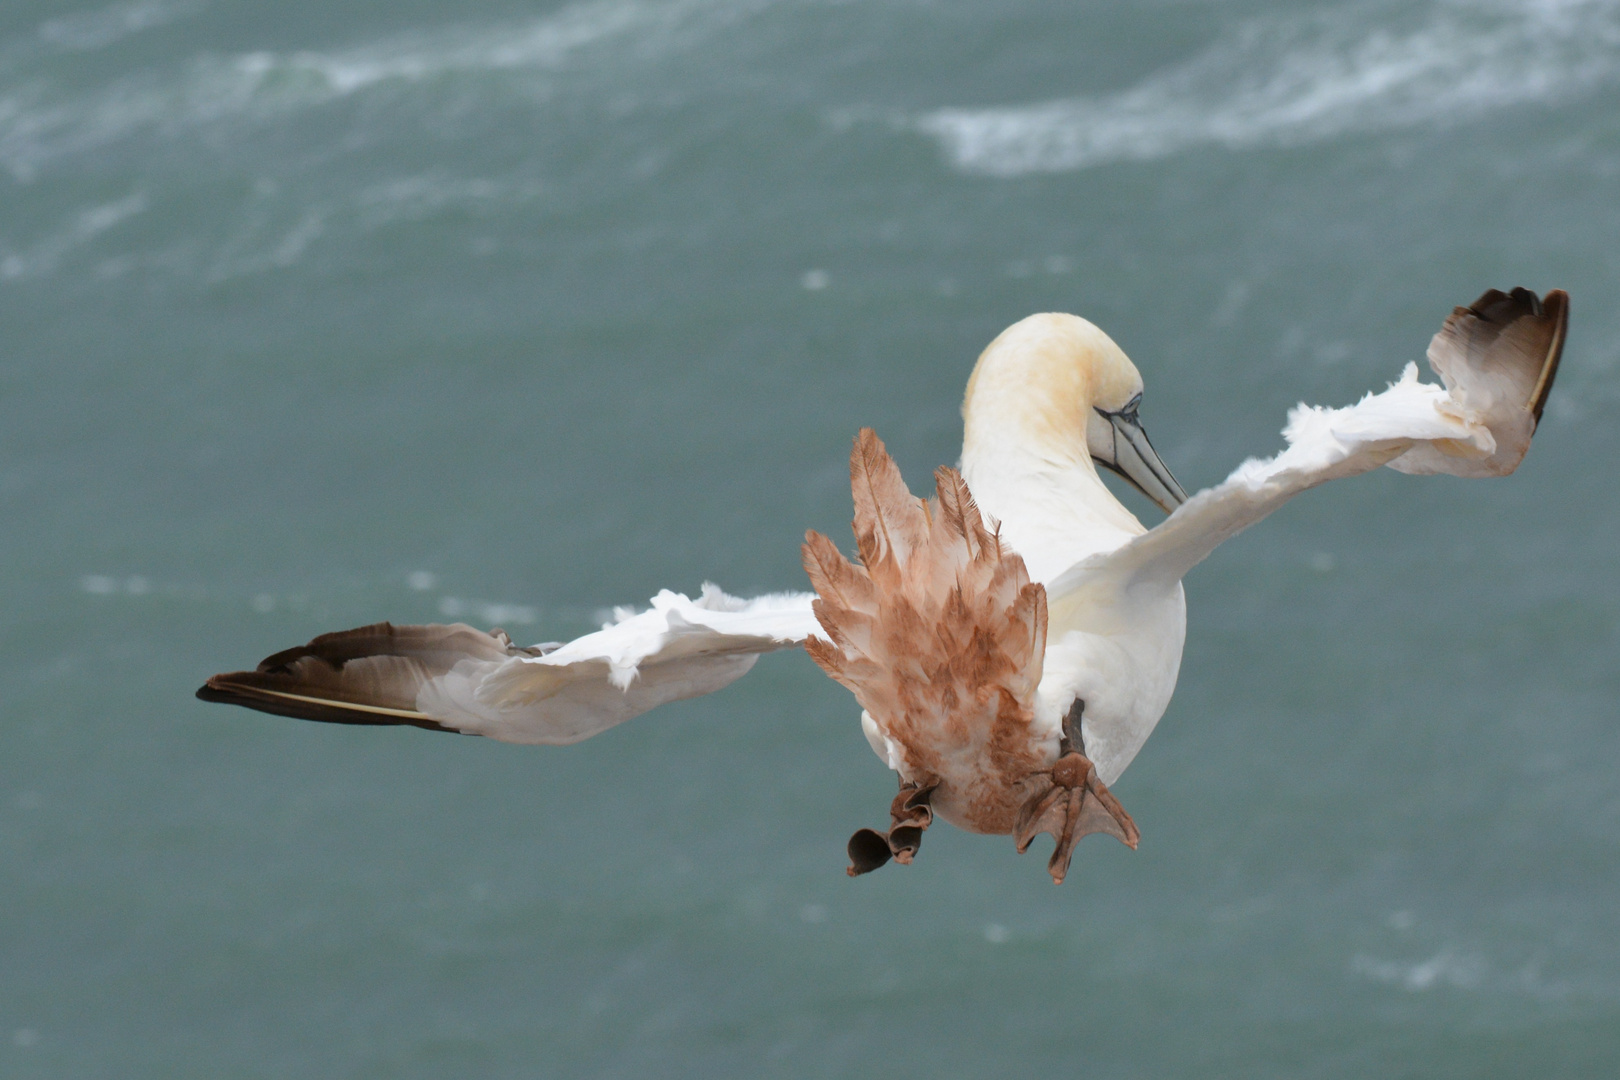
<box><xmin>3</xmin><ymin>0</ymin><xmax>1618</xmax><ymax>1075</ymax></box>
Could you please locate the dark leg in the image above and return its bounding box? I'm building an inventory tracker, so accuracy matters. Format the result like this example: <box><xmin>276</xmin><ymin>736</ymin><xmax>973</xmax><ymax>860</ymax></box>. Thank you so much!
<box><xmin>1057</xmin><ymin>696</ymin><xmax>1083</xmax><ymax>756</ymax></box>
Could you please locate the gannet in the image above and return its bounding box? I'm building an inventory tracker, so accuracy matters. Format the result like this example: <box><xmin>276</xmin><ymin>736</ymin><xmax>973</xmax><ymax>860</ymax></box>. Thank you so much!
<box><xmin>200</xmin><ymin>287</ymin><xmax>1567</xmax><ymax>883</ymax></box>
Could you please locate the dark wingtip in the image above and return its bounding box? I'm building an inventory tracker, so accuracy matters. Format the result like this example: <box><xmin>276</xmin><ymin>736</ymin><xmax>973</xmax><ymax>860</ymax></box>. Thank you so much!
<box><xmin>1528</xmin><ymin>288</ymin><xmax>1568</xmax><ymax>427</ymax></box>
<box><xmin>1452</xmin><ymin>287</ymin><xmax>1568</xmax><ymax>430</ymax></box>
<box><xmin>194</xmin><ymin>621</ymin><xmax>534</xmax><ymax>735</ymax></box>
<box><xmin>194</xmin><ymin>667</ymin><xmax>461</xmax><ymax>733</ymax></box>
<box><xmin>255</xmin><ymin>621</ymin><xmax>400</xmax><ymax>673</ymax></box>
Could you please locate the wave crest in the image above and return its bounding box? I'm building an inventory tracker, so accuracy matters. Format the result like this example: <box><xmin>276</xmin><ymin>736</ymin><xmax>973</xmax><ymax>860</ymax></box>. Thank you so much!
<box><xmin>916</xmin><ymin>0</ymin><xmax>1620</xmax><ymax>177</ymax></box>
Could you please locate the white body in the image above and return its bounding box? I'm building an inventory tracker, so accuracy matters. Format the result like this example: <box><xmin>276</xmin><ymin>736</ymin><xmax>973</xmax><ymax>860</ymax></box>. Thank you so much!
<box><xmin>961</xmin><ymin>416</ymin><xmax>1188</xmax><ymax>787</ymax></box>
<box><xmin>958</xmin><ymin>314</ymin><xmax>1186</xmax><ymax>785</ymax></box>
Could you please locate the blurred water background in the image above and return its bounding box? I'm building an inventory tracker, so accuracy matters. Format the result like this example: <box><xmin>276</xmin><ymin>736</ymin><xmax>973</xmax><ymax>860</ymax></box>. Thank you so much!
<box><xmin>2</xmin><ymin>0</ymin><xmax>1618</xmax><ymax>1075</ymax></box>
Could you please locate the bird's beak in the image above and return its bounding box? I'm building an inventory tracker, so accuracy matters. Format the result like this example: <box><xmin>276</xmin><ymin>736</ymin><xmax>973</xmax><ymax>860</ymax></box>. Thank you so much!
<box><xmin>1096</xmin><ymin>405</ymin><xmax>1189</xmax><ymax>515</ymax></box>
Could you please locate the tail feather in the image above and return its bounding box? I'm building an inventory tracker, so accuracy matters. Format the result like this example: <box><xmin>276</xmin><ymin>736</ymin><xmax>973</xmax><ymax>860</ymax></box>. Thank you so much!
<box><xmin>802</xmin><ymin>429</ymin><xmax>1050</xmax><ymax>835</ymax></box>
<box><xmin>802</xmin><ymin>529</ymin><xmax>876</xmax><ymax>614</ymax></box>
<box><xmin>931</xmin><ymin>465</ymin><xmax>995</xmax><ymax>564</ymax></box>
<box><xmin>849</xmin><ymin>428</ymin><xmax>931</xmax><ymax>587</ymax></box>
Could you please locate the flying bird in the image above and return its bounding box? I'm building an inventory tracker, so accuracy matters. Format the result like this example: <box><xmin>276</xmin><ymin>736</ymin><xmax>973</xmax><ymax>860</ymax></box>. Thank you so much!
<box><xmin>200</xmin><ymin>287</ymin><xmax>1567</xmax><ymax>883</ymax></box>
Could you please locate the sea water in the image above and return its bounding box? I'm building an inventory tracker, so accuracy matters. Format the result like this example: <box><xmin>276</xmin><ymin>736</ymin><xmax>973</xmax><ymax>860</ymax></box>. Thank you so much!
<box><xmin>2</xmin><ymin>1</ymin><xmax>1618</xmax><ymax>1075</ymax></box>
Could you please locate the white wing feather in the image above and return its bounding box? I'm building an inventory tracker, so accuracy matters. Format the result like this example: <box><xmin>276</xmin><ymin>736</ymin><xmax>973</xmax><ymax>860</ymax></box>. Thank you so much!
<box><xmin>452</xmin><ymin>585</ymin><xmax>819</xmax><ymax>744</ymax></box>
<box><xmin>1049</xmin><ymin>287</ymin><xmax>1565</xmax><ymax>613</ymax></box>
<box><xmin>1048</xmin><ymin>365</ymin><xmax>1487</xmax><ymax>603</ymax></box>
<box><xmin>201</xmin><ymin>584</ymin><xmax>818</xmax><ymax>746</ymax></box>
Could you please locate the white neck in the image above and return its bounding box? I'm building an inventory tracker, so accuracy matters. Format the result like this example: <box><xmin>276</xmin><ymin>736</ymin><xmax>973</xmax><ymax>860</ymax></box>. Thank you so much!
<box><xmin>958</xmin><ymin>314</ymin><xmax>1145</xmax><ymax>583</ymax></box>
<box><xmin>961</xmin><ymin>441</ymin><xmax>1143</xmax><ymax>584</ymax></box>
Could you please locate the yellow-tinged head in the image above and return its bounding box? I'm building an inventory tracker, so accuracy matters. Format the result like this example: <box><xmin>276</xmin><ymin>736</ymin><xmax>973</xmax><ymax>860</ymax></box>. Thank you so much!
<box><xmin>962</xmin><ymin>313</ymin><xmax>1187</xmax><ymax>513</ymax></box>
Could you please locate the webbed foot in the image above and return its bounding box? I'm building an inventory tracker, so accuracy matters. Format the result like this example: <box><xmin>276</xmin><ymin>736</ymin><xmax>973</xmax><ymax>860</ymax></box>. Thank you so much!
<box><xmin>847</xmin><ymin>778</ymin><xmax>939</xmax><ymax>876</ymax></box>
<box><xmin>1013</xmin><ymin>701</ymin><xmax>1139</xmax><ymax>884</ymax></box>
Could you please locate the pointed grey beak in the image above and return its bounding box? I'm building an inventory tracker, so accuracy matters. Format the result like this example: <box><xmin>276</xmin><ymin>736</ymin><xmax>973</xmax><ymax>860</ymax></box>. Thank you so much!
<box><xmin>1095</xmin><ymin>399</ymin><xmax>1189</xmax><ymax>515</ymax></box>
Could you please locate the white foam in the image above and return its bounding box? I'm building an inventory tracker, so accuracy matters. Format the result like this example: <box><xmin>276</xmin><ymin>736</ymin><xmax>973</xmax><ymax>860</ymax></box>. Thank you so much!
<box><xmin>916</xmin><ymin>0</ymin><xmax>1620</xmax><ymax>177</ymax></box>
<box><xmin>37</xmin><ymin>0</ymin><xmax>204</xmax><ymax>53</ymax></box>
<box><xmin>355</xmin><ymin>175</ymin><xmax>539</xmax><ymax>228</ymax></box>
<box><xmin>1353</xmin><ymin>949</ymin><xmax>1486</xmax><ymax>991</ymax></box>
<box><xmin>1352</xmin><ymin>949</ymin><xmax>1574</xmax><ymax>998</ymax></box>
<box><xmin>0</xmin><ymin>0</ymin><xmax>777</xmax><ymax>180</ymax></box>
<box><xmin>0</xmin><ymin>192</ymin><xmax>146</xmax><ymax>281</ymax></box>
<box><xmin>201</xmin><ymin>206</ymin><xmax>326</xmax><ymax>281</ymax></box>
<box><xmin>438</xmin><ymin>596</ymin><xmax>540</xmax><ymax>626</ymax></box>
<box><xmin>78</xmin><ymin>573</ymin><xmax>155</xmax><ymax>596</ymax></box>
<box><xmin>189</xmin><ymin>174</ymin><xmax>543</xmax><ymax>278</ymax></box>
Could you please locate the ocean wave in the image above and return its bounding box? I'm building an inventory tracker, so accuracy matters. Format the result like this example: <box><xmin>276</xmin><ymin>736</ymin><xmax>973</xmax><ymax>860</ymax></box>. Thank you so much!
<box><xmin>0</xmin><ymin>0</ymin><xmax>778</xmax><ymax>180</ymax></box>
<box><xmin>80</xmin><ymin>573</ymin><xmax>153</xmax><ymax>596</ymax></box>
<box><xmin>0</xmin><ymin>171</ymin><xmax>542</xmax><ymax>284</ymax></box>
<box><xmin>355</xmin><ymin>175</ymin><xmax>541</xmax><ymax>227</ymax></box>
<box><xmin>1351</xmin><ymin>949</ymin><xmax>1575</xmax><ymax>998</ymax></box>
<box><xmin>188</xmin><ymin>174</ymin><xmax>546</xmax><ymax>279</ymax></box>
<box><xmin>1352</xmin><ymin>949</ymin><xmax>1487</xmax><ymax>991</ymax></box>
<box><xmin>916</xmin><ymin>0</ymin><xmax>1620</xmax><ymax>177</ymax></box>
<box><xmin>37</xmin><ymin>0</ymin><xmax>204</xmax><ymax>53</ymax></box>
<box><xmin>0</xmin><ymin>191</ymin><xmax>146</xmax><ymax>280</ymax></box>
<box><xmin>73</xmin><ymin>574</ymin><xmax>559</xmax><ymax>629</ymax></box>
<box><xmin>219</xmin><ymin>1</ymin><xmax>657</xmax><ymax>102</ymax></box>
<box><xmin>438</xmin><ymin>596</ymin><xmax>539</xmax><ymax>626</ymax></box>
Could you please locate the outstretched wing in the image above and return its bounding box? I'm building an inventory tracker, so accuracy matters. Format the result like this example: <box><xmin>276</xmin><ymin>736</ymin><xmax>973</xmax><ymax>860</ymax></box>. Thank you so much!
<box><xmin>1047</xmin><ymin>287</ymin><xmax>1567</xmax><ymax>613</ymax></box>
<box><xmin>198</xmin><ymin>584</ymin><xmax>819</xmax><ymax>745</ymax></box>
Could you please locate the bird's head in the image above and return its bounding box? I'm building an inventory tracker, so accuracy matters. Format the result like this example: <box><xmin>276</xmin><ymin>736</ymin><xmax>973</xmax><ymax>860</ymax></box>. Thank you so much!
<box><xmin>962</xmin><ymin>313</ymin><xmax>1188</xmax><ymax>514</ymax></box>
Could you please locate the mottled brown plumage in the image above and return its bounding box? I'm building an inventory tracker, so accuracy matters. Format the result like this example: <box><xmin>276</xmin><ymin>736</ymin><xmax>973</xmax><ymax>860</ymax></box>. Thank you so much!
<box><xmin>804</xmin><ymin>429</ymin><xmax>1137</xmax><ymax>882</ymax></box>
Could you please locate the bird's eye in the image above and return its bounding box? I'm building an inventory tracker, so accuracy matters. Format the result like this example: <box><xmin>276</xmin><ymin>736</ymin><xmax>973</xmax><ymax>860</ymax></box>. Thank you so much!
<box><xmin>1096</xmin><ymin>393</ymin><xmax>1144</xmax><ymax>422</ymax></box>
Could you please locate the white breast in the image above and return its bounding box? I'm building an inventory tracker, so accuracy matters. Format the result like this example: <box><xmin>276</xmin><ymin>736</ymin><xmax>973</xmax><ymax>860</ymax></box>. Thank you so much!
<box><xmin>964</xmin><ymin>447</ymin><xmax>1188</xmax><ymax>787</ymax></box>
<box><xmin>1034</xmin><ymin>581</ymin><xmax>1186</xmax><ymax>785</ymax></box>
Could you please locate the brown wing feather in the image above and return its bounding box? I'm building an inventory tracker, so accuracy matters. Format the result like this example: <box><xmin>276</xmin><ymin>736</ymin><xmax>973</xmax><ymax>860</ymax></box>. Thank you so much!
<box><xmin>1433</xmin><ymin>287</ymin><xmax>1567</xmax><ymax>424</ymax></box>
<box><xmin>1390</xmin><ymin>286</ymin><xmax>1568</xmax><ymax>479</ymax></box>
<box><xmin>197</xmin><ymin>622</ymin><xmax>541</xmax><ymax>733</ymax></box>
<box><xmin>1525</xmin><ymin>289</ymin><xmax>1567</xmax><ymax>426</ymax></box>
<box><xmin>802</xmin><ymin>428</ymin><xmax>1050</xmax><ymax>836</ymax></box>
